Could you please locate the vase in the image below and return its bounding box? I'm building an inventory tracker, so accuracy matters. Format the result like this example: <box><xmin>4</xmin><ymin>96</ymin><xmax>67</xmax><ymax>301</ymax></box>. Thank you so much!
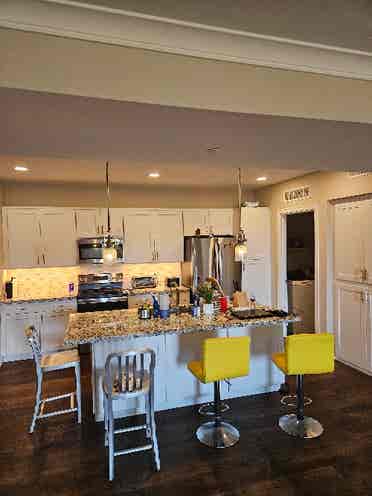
<box><xmin>203</xmin><ymin>303</ymin><xmax>214</xmax><ymax>317</ymax></box>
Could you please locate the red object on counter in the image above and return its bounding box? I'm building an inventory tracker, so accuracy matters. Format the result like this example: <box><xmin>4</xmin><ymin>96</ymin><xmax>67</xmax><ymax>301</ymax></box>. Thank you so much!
<box><xmin>220</xmin><ymin>296</ymin><xmax>228</xmax><ymax>313</ymax></box>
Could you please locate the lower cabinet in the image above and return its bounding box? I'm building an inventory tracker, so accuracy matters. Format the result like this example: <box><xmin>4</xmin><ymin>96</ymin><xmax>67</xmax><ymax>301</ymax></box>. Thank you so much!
<box><xmin>335</xmin><ymin>283</ymin><xmax>372</xmax><ymax>373</ymax></box>
<box><xmin>1</xmin><ymin>299</ymin><xmax>77</xmax><ymax>362</ymax></box>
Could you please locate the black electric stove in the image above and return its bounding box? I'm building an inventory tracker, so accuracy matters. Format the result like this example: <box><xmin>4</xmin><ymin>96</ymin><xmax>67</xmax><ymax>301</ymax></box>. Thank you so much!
<box><xmin>77</xmin><ymin>273</ymin><xmax>128</xmax><ymax>313</ymax></box>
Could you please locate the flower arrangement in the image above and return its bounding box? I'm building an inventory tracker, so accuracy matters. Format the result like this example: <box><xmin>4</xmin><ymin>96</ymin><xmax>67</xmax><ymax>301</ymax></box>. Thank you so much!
<box><xmin>197</xmin><ymin>281</ymin><xmax>214</xmax><ymax>304</ymax></box>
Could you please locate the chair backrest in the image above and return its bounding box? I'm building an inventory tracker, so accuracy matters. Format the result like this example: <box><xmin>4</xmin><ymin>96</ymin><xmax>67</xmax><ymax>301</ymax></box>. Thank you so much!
<box><xmin>286</xmin><ymin>333</ymin><xmax>335</xmax><ymax>375</ymax></box>
<box><xmin>104</xmin><ymin>348</ymin><xmax>156</xmax><ymax>397</ymax></box>
<box><xmin>202</xmin><ymin>336</ymin><xmax>250</xmax><ymax>383</ymax></box>
<box><xmin>25</xmin><ymin>326</ymin><xmax>42</xmax><ymax>369</ymax></box>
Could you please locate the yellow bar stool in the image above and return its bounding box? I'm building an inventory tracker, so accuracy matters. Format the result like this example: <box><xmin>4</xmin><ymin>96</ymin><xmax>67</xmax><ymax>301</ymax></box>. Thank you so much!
<box><xmin>188</xmin><ymin>336</ymin><xmax>250</xmax><ymax>448</ymax></box>
<box><xmin>272</xmin><ymin>333</ymin><xmax>334</xmax><ymax>439</ymax></box>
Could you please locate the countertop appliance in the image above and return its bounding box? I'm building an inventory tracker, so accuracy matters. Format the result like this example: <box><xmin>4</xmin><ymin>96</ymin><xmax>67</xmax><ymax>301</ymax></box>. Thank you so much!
<box><xmin>287</xmin><ymin>279</ymin><xmax>315</xmax><ymax>333</ymax></box>
<box><xmin>78</xmin><ymin>237</ymin><xmax>124</xmax><ymax>264</ymax></box>
<box><xmin>131</xmin><ymin>276</ymin><xmax>157</xmax><ymax>289</ymax></box>
<box><xmin>77</xmin><ymin>272</ymin><xmax>128</xmax><ymax>313</ymax></box>
<box><xmin>166</xmin><ymin>277</ymin><xmax>180</xmax><ymax>288</ymax></box>
<box><xmin>181</xmin><ymin>235</ymin><xmax>238</xmax><ymax>297</ymax></box>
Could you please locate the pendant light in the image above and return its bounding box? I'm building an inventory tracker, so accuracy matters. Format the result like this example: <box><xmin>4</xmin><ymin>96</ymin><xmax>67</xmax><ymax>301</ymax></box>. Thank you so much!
<box><xmin>102</xmin><ymin>161</ymin><xmax>118</xmax><ymax>264</ymax></box>
<box><xmin>234</xmin><ymin>168</ymin><xmax>248</xmax><ymax>262</ymax></box>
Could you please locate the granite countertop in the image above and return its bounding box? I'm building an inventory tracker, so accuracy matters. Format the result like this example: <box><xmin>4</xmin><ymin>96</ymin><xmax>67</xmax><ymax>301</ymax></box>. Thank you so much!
<box><xmin>1</xmin><ymin>296</ymin><xmax>77</xmax><ymax>305</ymax></box>
<box><xmin>65</xmin><ymin>308</ymin><xmax>299</xmax><ymax>345</ymax></box>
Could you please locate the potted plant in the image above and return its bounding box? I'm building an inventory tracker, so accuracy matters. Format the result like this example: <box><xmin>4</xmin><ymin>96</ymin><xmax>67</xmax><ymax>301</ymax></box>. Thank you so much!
<box><xmin>198</xmin><ymin>281</ymin><xmax>215</xmax><ymax>317</ymax></box>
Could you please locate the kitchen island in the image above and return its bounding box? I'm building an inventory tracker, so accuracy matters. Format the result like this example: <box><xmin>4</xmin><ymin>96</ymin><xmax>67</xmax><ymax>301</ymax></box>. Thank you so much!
<box><xmin>65</xmin><ymin>309</ymin><xmax>298</xmax><ymax>421</ymax></box>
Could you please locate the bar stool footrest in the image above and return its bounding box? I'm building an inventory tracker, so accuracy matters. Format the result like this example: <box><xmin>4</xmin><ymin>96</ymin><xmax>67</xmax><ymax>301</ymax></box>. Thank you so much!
<box><xmin>114</xmin><ymin>444</ymin><xmax>153</xmax><ymax>457</ymax></box>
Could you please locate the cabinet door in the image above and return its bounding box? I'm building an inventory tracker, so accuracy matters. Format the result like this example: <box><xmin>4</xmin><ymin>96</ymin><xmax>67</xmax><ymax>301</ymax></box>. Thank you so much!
<box><xmin>154</xmin><ymin>210</ymin><xmax>183</xmax><ymax>262</ymax></box>
<box><xmin>123</xmin><ymin>211</ymin><xmax>154</xmax><ymax>263</ymax></box>
<box><xmin>365</xmin><ymin>290</ymin><xmax>372</xmax><ymax>372</ymax></box>
<box><xmin>74</xmin><ymin>209</ymin><xmax>101</xmax><ymax>238</ymax></box>
<box><xmin>335</xmin><ymin>284</ymin><xmax>366</xmax><ymax>369</ymax></box>
<box><xmin>4</xmin><ymin>311</ymin><xmax>38</xmax><ymax>361</ymax></box>
<box><xmin>182</xmin><ymin>209</ymin><xmax>209</xmax><ymax>236</ymax></box>
<box><xmin>334</xmin><ymin>203</ymin><xmax>364</xmax><ymax>283</ymax></box>
<box><xmin>361</xmin><ymin>200</ymin><xmax>372</xmax><ymax>285</ymax></box>
<box><xmin>40</xmin><ymin>210</ymin><xmax>77</xmax><ymax>267</ymax></box>
<box><xmin>208</xmin><ymin>209</ymin><xmax>234</xmax><ymax>235</ymax></box>
<box><xmin>5</xmin><ymin>208</ymin><xmax>40</xmax><ymax>268</ymax></box>
<box><xmin>108</xmin><ymin>208</ymin><xmax>125</xmax><ymax>237</ymax></box>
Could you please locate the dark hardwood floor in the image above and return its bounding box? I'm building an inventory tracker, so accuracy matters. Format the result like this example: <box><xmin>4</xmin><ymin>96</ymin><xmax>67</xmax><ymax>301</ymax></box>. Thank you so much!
<box><xmin>1</xmin><ymin>356</ymin><xmax>372</xmax><ymax>496</ymax></box>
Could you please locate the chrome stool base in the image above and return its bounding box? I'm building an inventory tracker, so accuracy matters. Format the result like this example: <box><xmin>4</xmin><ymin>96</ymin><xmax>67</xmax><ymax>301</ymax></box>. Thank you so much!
<box><xmin>281</xmin><ymin>394</ymin><xmax>312</xmax><ymax>408</ymax></box>
<box><xmin>279</xmin><ymin>414</ymin><xmax>323</xmax><ymax>439</ymax></box>
<box><xmin>196</xmin><ymin>421</ymin><xmax>240</xmax><ymax>448</ymax></box>
<box><xmin>198</xmin><ymin>401</ymin><xmax>230</xmax><ymax>416</ymax></box>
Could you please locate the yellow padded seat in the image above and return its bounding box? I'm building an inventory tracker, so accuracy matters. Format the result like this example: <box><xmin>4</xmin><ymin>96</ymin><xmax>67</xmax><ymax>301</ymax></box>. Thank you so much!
<box><xmin>272</xmin><ymin>333</ymin><xmax>335</xmax><ymax>375</ymax></box>
<box><xmin>188</xmin><ymin>336</ymin><xmax>250</xmax><ymax>384</ymax></box>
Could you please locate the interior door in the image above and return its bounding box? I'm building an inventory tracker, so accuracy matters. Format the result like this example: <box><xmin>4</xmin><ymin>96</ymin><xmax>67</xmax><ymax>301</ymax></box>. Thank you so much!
<box><xmin>74</xmin><ymin>208</ymin><xmax>101</xmax><ymax>238</ymax></box>
<box><xmin>154</xmin><ymin>210</ymin><xmax>183</xmax><ymax>262</ymax></box>
<box><xmin>334</xmin><ymin>202</ymin><xmax>364</xmax><ymax>283</ymax></box>
<box><xmin>182</xmin><ymin>209</ymin><xmax>209</xmax><ymax>236</ymax></box>
<box><xmin>123</xmin><ymin>211</ymin><xmax>154</xmax><ymax>263</ymax></box>
<box><xmin>40</xmin><ymin>209</ymin><xmax>77</xmax><ymax>266</ymax></box>
<box><xmin>335</xmin><ymin>284</ymin><xmax>365</xmax><ymax>369</ymax></box>
<box><xmin>208</xmin><ymin>209</ymin><xmax>234</xmax><ymax>235</ymax></box>
<box><xmin>5</xmin><ymin>208</ymin><xmax>40</xmax><ymax>268</ymax></box>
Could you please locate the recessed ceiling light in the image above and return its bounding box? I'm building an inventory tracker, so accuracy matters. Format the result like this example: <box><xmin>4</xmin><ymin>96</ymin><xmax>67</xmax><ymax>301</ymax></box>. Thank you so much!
<box><xmin>148</xmin><ymin>172</ymin><xmax>160</xmax><ymax>178</ymax></box>
<box><xmin>14</xmin><ymin>165</ymin><xmax>29</xmax><ymax>172</ymax></box>
<box><xmin>256</xmin><ymin>176</ymin><xmax>267</xmax><ymax>182</ymax></box>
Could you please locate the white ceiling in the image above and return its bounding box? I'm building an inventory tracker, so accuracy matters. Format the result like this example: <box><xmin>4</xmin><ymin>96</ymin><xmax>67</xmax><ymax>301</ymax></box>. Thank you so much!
<box><xmin>73</xmin><ymin>0</ymin><xmax>372</xmax><ymax>53</ymax></box>
<box><xmin>1</xmin><ymin>87</ymin><xmax>372</xmax><ymax>189</ymax></box>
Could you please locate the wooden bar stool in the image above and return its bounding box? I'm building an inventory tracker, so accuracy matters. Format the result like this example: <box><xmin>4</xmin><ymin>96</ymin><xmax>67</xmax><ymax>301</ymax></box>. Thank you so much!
<box><xmin>103</xmin><ymin>348</ymin><xmax>160</xmax><ymax>481</ymax></box>
<box><xmin>272</xmin><ymin>333</ymin><xmax>334</xmax><ymax>439</ymax></box>
<box><xmin>25</xmin><ymin>326</ymin><xmax>82</xmax><ymax>433</ymax></box>
<box><xmin>188</xmin><ymin>336</ymin><xmax>250</xmax><ymax>448</ymax></box>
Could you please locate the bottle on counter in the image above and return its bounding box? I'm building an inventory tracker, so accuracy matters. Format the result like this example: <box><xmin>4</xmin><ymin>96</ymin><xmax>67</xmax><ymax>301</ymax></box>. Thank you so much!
<box><xmin>5</xmin><ymin>277</ymin><xmax>15</xmax><ymax>300</ymax></box>
<box><xmin>152</xmin><ymin>294</ymin><xmax>160</xmax><ymax>318</ymax></box>
<box><xmin>191</xmin><ymin>295</ymin><xmax>201</xmax><ymax>318</ymax></box>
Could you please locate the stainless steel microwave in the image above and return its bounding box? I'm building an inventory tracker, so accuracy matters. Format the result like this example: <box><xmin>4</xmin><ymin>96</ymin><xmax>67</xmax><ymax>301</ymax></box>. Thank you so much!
<box><xmin>78</xmin><ymin>237</ymin><xmax>124</xmax><ymax>264</ymax></box>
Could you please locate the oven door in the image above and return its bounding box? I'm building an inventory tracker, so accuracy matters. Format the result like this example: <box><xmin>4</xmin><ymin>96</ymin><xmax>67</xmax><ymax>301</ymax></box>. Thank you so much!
<box><xmin>77</xmin><ymin>298</ymin><xmax>129</xmax><ymax>313</ymax></box>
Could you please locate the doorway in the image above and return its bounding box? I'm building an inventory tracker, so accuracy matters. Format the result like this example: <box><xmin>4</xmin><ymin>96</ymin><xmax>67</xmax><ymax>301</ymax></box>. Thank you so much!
<box><xmin>279</xmin><ymin>209</ymin><xmax>318</xmax><ymax>334</ymax></box>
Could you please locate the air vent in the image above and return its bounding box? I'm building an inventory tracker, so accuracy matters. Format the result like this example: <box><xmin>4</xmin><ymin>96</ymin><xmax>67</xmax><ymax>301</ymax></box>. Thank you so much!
<box><xmin>348</xmin><ymin>171</ymin><xmax>370</xmax><ymax>178</ymax></box>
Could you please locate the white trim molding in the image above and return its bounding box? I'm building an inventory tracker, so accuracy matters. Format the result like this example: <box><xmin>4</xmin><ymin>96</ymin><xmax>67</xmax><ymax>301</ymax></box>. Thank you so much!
<box><xmin>1</xmin><ymin>0</ymin><xmax>372</xmax><ymax>81</ymax></box>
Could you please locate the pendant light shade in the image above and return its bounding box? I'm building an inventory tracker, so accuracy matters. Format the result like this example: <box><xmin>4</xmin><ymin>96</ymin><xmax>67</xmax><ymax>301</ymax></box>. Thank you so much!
<box><xmin>103</xmin><ymin>161</ymin><xmax>117</xmax><ymax>264</ymax></box>
<box><xmin>234</xmin><ymin>168</ymin><xmax>248</xmax><ymax>262</ymax></box>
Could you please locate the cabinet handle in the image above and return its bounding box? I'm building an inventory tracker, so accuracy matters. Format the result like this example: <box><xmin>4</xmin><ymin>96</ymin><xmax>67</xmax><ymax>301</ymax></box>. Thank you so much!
<box><xmin>74</xmin><ymin>212</ymin><xmax>78</xmax><ymax>231</ymax></box>
<box><xmin>42</xmin><ymin>254</ymin><xmax>46</xmax><ymax>265</ymax></box>
<box><xmin>38</xmin><ymin>221</ymin><xmax>42</xmax><ymax>237</ymax></box>
<box><xmin>37</xmin><ymin>255</ymin><xmax>40</xmax><ymax>265</ymax></box>
<box><xmin>361</xmin><ymin>268</ymin><xmax>368</xmax><ymax>282</ymax></box>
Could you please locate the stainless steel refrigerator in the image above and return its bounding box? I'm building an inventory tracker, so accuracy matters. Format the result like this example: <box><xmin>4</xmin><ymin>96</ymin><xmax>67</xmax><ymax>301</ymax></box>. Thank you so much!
<box><xmin>181</xmin><ymin>236</ymin><xmax>240</xmax><ymax>297</ymax></box>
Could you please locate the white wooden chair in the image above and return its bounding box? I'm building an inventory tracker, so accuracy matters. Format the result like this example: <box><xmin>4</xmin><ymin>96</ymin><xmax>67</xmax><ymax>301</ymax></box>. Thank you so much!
<box><xmin>25</xmin><ymin>326</ymin><xmax>81</xmax><ymax>433</ymax></box>
<box><xmin>103</xmin><ymin>348</ymin><xmax>160</xmax><ymax>481</ymax></box>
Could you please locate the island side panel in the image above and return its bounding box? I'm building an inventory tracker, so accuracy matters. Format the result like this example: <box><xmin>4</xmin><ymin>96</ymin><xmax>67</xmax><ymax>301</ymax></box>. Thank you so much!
<box><xmin>90</xmin><ymin>322</ymin><xmax>285</xmax><ymax>422</ymax></box>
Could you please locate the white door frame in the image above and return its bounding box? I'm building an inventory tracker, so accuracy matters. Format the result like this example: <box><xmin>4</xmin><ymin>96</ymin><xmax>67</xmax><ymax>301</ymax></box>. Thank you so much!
<box><xmin>277</xmin><ymin>206</ymin><xmax>321</xmax><ymax>333</ymax></box>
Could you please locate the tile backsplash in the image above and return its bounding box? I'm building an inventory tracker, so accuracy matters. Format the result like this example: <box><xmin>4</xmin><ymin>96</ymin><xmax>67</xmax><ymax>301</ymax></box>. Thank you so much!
<box><xmin>2</xmin><ymin>263</ymin><xmax>181</xmax><ymax>301</ymax></box>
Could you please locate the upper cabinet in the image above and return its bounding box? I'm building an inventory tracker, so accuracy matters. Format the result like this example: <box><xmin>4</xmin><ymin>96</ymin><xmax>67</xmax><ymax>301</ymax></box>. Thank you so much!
<box><xmin>124</xmin><ymin>209</ymin><xmax>183</xmax><ymax>264</ymax></box>
<box><xmin>334</xmin><ymin>200</ymin><xmax>372</xmax><ymax>284</ymax></box>
<box><xmin>4</xmin><ymin>208</ymin><xmax>77</xmax><ymax>268</ymax></box>
<box><xmin>74</xmin><ymin>208</ymin><xmax>102</xmax><ymax>238</ymax></box>
<box><xmin>182</xmin><ymin>209</ymin><xmax>233</xmax><ymax>236</ymax></box>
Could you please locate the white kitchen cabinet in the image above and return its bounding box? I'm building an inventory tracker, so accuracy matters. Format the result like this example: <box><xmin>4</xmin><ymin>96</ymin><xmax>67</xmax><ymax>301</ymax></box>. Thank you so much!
<box><xmin>1</xmin><ymin>299</ymin><xmax>77</xmax><ymax>361</ymax></box>
<box><xmin>74</xmin><ymin>208</ymin><xmax>102</xmax><ymax>238</ymax></box>
<box><xmin>4</xmin><ymin>208</ymin><xmax>41</xmax><ymax>268</ymax></box>
<box><xmin>108</xmin><ymin>208</ymin><xmax>126</xmax><ymax>237</ymax></box>
<box><xmin>153</xmin><ymin>210</ymin><xmax>183</xmax><ymax>263</ymax></box>
<box><xmin>124</xmin><ymin>209</ymin><xmax>183</xmax><ymax>264</ymax></box>
<box><xmin>335</xmin><ymin>283</ymin><xmax>369</xmax><ymax>372</ymax></box>
<box><xmin>183</xmin><ymin>209</ymin><xmax>209</xmax><ymax>236</ymax></box>
<box><xmin>361</xmin><ymin>200</ymin><xmax>372</xmax><ymax>285</ymax></box>
<box><xmin>182</xmin><ymin>209</ymin><xmax>234</xmax><ymax>236</ymax></box>
<box><xmin>241</xmin><ymin>207</ymin><xmax>272</xmax><ymax>306</ymax></box>
<box><xmin>208</xmin><ymin>209</ymin><xmax>234</xmax><ymax>236</ymax></box>
<box><xmin>3</xmin><ymin>208</ymin><xmax>77</xmax><ymax>268</ymax></box>
<box><xmin>2</xmin><ymin>305</ymin><xmax>40</xmax><ymax>361</ymax></box>
<box><xmin>124</xmin><ymin>210</ymin><xmax>154</xmax><ymax>263</ymax></box>
<box><xmin>40</xmin><ymin>209</ymin><xmax>77</xmax><ymax>267</ymax></box>
<box><xmin>334</xmin><ymin>202</ymin><xmax>364</xmax><ymax>283</ymax></box>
